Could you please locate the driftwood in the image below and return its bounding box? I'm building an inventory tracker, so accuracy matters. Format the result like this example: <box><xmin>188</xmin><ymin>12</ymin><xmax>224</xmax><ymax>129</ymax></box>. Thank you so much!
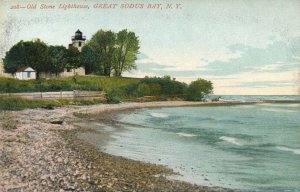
<box><xmin>50</xmin><ymin>120</ymin><xmax>63</xmax><ymax>125</ymax></box>
<box><xmin>41</xmin><ymin>105</ymin><xmax>54</xmax><ymax>110</ymax></box>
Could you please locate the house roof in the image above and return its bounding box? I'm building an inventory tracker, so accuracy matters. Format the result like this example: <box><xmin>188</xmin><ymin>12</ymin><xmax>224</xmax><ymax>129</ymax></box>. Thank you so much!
<box><xmin>16</xmin><ymin>67</ymin><xmax>35</xmax><ymax>72</ymax></box>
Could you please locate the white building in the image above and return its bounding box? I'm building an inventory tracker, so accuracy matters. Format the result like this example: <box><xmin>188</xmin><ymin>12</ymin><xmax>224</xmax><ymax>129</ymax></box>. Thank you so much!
<box><xmin>69</xmin><ymin>29</ymin><xmax>86</xmax><ymax>52</ymax></box>
<box><xmin>39</xmin><ymin>30</ymin><xmax>86</xmax><ymax>79</ymax></box>
<box><xmin>66</xmin><ymin>29</ymin><xmax>86</xmax><ymax>76</ymax></box>
<box><xmin>15</xmin><ymin>67</ymin><xmax>36</xmax><ymax>80</ymax></box>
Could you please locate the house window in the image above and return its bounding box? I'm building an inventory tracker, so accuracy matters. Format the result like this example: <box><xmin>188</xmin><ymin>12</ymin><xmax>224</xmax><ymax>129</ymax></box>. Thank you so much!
<box><xmin>79</xmin><ymin>42</ymin><xmax>82</xmax><ymax>47</ymax></box>
<box><xmin>27</xmin><ymin>72</ymin><xmax>31</xmax><ymax>78</ymax></box>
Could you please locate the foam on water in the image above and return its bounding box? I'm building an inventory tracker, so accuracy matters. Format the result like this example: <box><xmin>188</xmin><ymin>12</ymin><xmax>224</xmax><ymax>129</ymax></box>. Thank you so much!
<box><xmin>219</xmin><ymin>136</ymin><xmax>243</xmax><ymax>146</ymax></box>
<box><xmin>104</xmin><ymin>99</ymin><xmax>300</xmax><ymax>191</ymax></box>
<box><xmin>176</xmin><ymin>132</ymin><xmax>197</xmax><ymax>137</ymax></box>
<box><xmin>261</xmin><ymin>108</ymin><xmax>298</xmax><ymax>113</ymax></box>
<box><xmin>218</xmin><ymin>95</ymin><xmax>300</xmax><ymax>102</ymax></box>
<box><xmin>150</xmin><ymin>112</ymin><xmax>169</xmax><ymax>118</ymax></box>
<box><xmin>285</xmin><ymin>103</ymin><xmax>300</xmax><ymax>107</ymax></box>
<box><xmin>276</xmin><ymin>146</ymin><xmax>300</xmax><ymax>155</ymax></box>
<box><xmin>258</xmin><ymin>103</ymin><xmax>300</xmax><ymax>108</ymax></box>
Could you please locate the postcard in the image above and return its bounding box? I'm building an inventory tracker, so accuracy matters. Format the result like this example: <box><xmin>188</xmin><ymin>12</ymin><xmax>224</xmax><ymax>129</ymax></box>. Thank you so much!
<box><xmin>0</xmin><ymin>0</ymin><xmax>299</xmax><ymax>191</ymax></box>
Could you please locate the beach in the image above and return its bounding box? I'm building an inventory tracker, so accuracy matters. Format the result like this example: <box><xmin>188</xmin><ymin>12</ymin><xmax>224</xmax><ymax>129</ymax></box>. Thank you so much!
<box><xmin>0</xmin><ymin>101</ymin><xmax>243</xmax><ymax>192</ymax></box>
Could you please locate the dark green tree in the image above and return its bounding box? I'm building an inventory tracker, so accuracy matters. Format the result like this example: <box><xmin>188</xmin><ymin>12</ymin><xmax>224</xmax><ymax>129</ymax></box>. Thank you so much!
<box><xmin>48</xmin><ymin>45</ymin><xmax>67</xmax><ymax>76</ymax></box>
<box><xmin>65</xmin><ymin>46</ymin><xmax>81</xmax><ymax>76</ymax></box>
<box><xmin>87</xmin><ymin>30</ymin><xmax>116</xmax><ymax>76</ymax></box>
<box><xmin>184</xmin><ymin>78</ymin><xmax>213</xmax><ymax>101</ymax></box>
<box><xmin>4</xmin><ymin>39</ymin><xmax>49</xmax><ymax>77</ymax></box>
<box><xmin>23</xmin><ymin>39</ymin><xmax>49</xmax><ymax>74</ymax></box>
<box><xmin>113</xmin><ymin>29</ymin><xmax>140</xmax><ymax>76</ymax></box>
<box><xmin>3</xmin><ymin>41</ymin><xmax>26</xmax><ymax>74</ymax></box>
<box><xmin>81</xmin><ymin>45</ymin><xmax>99</xmax><ymax>75</ymax></box>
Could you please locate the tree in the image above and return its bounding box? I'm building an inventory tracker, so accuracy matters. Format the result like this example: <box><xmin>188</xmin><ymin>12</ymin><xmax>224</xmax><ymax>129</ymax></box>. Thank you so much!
<box><xmin>184</xmin><ymin>79</ymin><xmax>213</xmax><ymax>101</ymax></box>
<box><xmin>4</xmin><ymin>39</ymin><xmax>49</xmax><ymax>77</ymax></box>
<box><xmin>81</xmin><ymin>45</ymin><xmax>99</xmax><ymax>75</ymax></box>
<box><xmin>87</xmin><ymin>30</ymin><xmax>116</xmax><ymax>76</ymax></box>
<box><xmin>113</xmin><ymin>29</ymin><xmax>140</xmax><ymax>76</ymax></box>
<box><xmin>65</xmin><ymin>46</ymin><xmax>81</xmax><ymax>76</ymax></box>
<box><xmin>3</xmin><ymin>41</ymin><xmax>26</xmax><ymax>74</ymax></box>
<box><xmin>48</xmin><ymin>45</ymin><xmax>67</xmax><ymax>76</ymax></box>
<box><xmin>23</xmin><ymin>39</ymin><xmax>49</xmax><ymax>74</ymax></box>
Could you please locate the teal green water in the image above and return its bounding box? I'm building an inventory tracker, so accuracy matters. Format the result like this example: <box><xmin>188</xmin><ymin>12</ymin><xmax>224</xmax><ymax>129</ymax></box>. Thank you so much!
<box><xmin>102</xmin><ymin>103</ymin><xmax>300</xmax><ymax>191</ymax></box>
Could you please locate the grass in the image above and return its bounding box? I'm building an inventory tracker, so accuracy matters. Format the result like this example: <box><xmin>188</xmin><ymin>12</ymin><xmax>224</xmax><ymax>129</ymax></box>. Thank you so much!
<box><xmin>0</xmin><ymin>76</ymin><xmax>141</xmax><ymax>93</ymax></box>
<box><xmin>0</xmin><ymin>97</ymin><xmax>106</xmax><ymax>111</ymax></box>
<box><xmin>0</xmin><ymin>75</ymin><xmax>211</xmax><ymax>110</ymax></box>
<box><xmin>0</xmin><ymin>76</ymin><xmax>141</xmax><ymax>109</ymax></box>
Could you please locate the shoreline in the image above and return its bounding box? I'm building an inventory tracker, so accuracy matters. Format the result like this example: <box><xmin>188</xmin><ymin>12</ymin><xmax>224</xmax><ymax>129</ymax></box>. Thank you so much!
<box><xmin>1</xmin><ymin>100</ymin><xmax>295</xmax><ymax>191</ymax></box>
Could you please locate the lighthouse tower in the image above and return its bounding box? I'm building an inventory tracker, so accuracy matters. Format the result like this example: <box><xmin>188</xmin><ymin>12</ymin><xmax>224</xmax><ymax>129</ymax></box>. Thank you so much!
<box><xmin>69</xmin><ymin>29</ymin><xmax>86</xmax><ymax>52</ymax></box>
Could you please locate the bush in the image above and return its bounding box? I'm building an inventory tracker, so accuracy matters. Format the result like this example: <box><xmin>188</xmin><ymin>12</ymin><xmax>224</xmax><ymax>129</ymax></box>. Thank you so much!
<box><xmin>137</xmin><ymin>83</ymin><xmax>150</xmax><ymax>96</ymax></box>
<box><xmin>106</xmin><ymin>89</ymin><xmax>122</xmax><ymax>104</ymax></box>
<box><xmin>0</xmin><ymin>76</ymin><xmax>214</xmax><ymax>104</ymax></box>
<box><xmin>184</xmin><ymin>78</ymin><xmax>213</xmax><ymax>101</ymax></box>
<box><xmin>138</xmin><ymin>76</ymin><xmax>187</xmax><ymax>96</ymax></box>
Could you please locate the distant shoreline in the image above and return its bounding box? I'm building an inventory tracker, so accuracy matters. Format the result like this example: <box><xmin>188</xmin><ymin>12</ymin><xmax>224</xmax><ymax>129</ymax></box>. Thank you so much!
<box><xmin>73</xmin><ymin>100</ymin><xmax>300</xmax><ymax>116</ymax></box>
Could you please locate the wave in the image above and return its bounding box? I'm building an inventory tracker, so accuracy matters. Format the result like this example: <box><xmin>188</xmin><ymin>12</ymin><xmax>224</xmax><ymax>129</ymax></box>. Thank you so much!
<box><xmin>233</xmin><ymin>105</ymin><xmax>255</xmax><ymax>109</ymax></box>
<box><xmin>258</xmin><ymin>103</ymin><xmax>300</xmax><ymax>108</ymax></box>
<box><xmin>150</xmin><ymin>112</ymin><xmax>169</xmax><ymax>118</ymax></box>
<box><xmin>261</xmin><ymin>108</ymin><xmax>298</xmax><ymax>113</ymax></box>
<box><xmin>276</xmin><ymin>146</ymin><xmax>300</xmax><ymax>155</ymax></box>
<box><xmin>285</xmin><ymin>103</ymin><xmax>300</xmax><ymax>107</ymax></box>
<box><xmin>219</xmin><ymin>136</ymin><xmax>243</xmax><ymax>146</ymax></box>
<box><xmin>219</xmin><ymin>99</ymin><xmax>247</xmax><ymax>102</ymax></box>
<box><xmin>176</xmin><ymin>132</ymin><xmax>197</xmax><ymax>137</ymax></box>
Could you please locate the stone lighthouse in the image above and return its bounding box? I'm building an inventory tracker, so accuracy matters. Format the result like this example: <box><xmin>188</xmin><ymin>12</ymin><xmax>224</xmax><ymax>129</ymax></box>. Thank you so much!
<box><xmin>69</xmin><ymin>29</ymin><xmax>86</xmax><ymax>52</ymax></box>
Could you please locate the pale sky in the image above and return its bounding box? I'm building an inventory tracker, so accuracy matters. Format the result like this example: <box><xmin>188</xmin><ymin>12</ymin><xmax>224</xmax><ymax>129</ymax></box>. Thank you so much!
<box><xmin>0</xmin><ymin>0</ymin><xmax>300</xmax><ymax>95</ymax></box>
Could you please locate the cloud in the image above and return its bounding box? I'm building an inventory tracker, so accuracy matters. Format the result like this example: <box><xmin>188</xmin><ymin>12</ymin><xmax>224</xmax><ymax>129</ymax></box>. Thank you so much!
<box><xmin>136</xmin><ymin>62</ymin><xmax>210</xmax><ymax>77</ymax></box>
<box><xmin>224</xmin><ymin>81</ymin><xmax>295</xmax><ymax>88</ymax></box>
<box><xmin>135</xmin><ymin>37</ymin><xmax>300</xmax><ymax>80</ymax></box>
<box><xmin>132</xmin><ymin>38</ymin><xmax>300</xmax><ymax>95</ymax></box>
<box><xmin>137</xmin><ymin>62</ymin><xmax>172</xmax><ymax>72</ymax></box>
<box><xmin>137</xmin><ymin>53</ymin><xmax>149</xmax><ymax>60</ymax></box>
<box><xmin>207</xmin><ymin>69</ymin><xmax>299</xmax><ymax>94</ymax></box>
<box><xmin>199</xmin><ymin>37</ymin><xmax>300</xmax><ymax>76</ymax></box>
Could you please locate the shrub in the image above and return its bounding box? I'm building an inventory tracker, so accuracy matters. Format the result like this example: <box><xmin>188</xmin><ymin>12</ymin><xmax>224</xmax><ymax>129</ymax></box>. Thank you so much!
<box><xmin>106</xmin><ymin>89</ymin><xmax>122</xmax><ymax>104</ymax></box>
<box><xmin>138</xmin><ymin>76</ymin><xmax>187</xmax><ymax>96</ymax></box>
<box><xmin>184</xmin><ymin>78</ymin><xmax>213</xmax><ymax>101</ymax></box>
<box><xmin>137</xmin><ymin>83</ymin><xmax>151</xmax><ymax>96</ymax></box>
<box><xmin>0</xmin><ymin>76</ymin><xmax>141</xmax><ymax>93</ymax></box>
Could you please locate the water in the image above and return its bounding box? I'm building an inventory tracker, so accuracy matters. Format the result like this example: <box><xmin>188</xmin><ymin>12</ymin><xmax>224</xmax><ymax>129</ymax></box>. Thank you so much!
<box><xmin>99</xmin><ymin>96</ymin><xmax>300</xmax><ymax>191</ymax></box>
<box><xmin>216</xmin><ymin>95</ymin><xmax>300</xmax><ymax>102</ymax></box>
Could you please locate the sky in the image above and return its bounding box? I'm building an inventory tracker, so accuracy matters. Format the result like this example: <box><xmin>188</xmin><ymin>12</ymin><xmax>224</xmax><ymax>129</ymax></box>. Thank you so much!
<box><xmin>0</xmin><ymin>0</ymin><xmax>300</xmax><ymax>95</ymax></box>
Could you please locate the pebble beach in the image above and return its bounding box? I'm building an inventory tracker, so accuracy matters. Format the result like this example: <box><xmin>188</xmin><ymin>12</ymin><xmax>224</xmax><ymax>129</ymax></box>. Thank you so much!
<box><xmin>0</xmin><ymin>101</ymin><xmax>242</xmax><ymax>192</ymax></box>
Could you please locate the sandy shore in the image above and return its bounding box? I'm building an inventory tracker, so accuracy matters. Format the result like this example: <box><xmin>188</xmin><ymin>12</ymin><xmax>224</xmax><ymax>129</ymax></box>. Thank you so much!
<box><xmin>0</xmin><ymin>101</ymin><xmax>248</xmax><ymax>192</ymax></box>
